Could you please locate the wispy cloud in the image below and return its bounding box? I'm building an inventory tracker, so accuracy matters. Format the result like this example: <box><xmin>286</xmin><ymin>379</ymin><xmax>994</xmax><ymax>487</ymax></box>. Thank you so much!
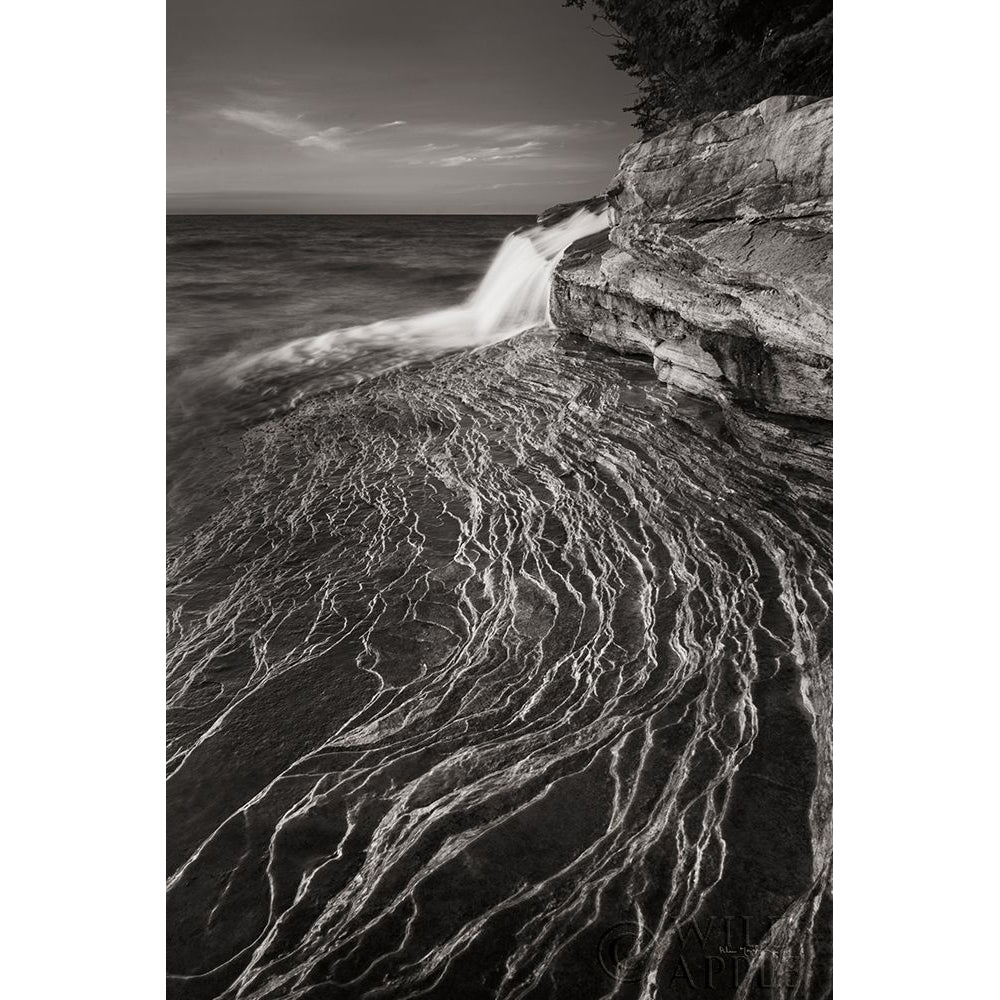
<box><xmin>214</xmin><ymin>104</ymin><xmax>618</xmax><ymax>169</ymax></box>
<box><xmin>360</xmin><ymin>120</ymin><xmax>407</xmax><ymax>132</ymax></box>
<box><xmin>450</xmin><ymin>178</ymin><xmax>593</xmax><ymax>194</ymax></box>
<box><xmin>219</xmin><ymin>108</ymin><xmax>307</xmax><ymax>139</ymax></box>
<box><xmin>218</xmin><ymin>107</ymin><xmax>405</xmax><ymax>153</ymax></box>
<box><xmin>296</xmin><ymin>126</ymin><xmax>350</xmax><ymax>152</ymax></box>
<box><xmin>433</xmin><ymin>141</ymin><xmax>544</xmax><ymax>167</ymax></box>
<box><xmin>463</xmin><ymin>124</ymin><xmax>581</xmax><ymax>141</ymax></box>
<box><xmin>405</xmin><ymin>121</ymin><xmax>620</xmax><ymax>167</ymax></box>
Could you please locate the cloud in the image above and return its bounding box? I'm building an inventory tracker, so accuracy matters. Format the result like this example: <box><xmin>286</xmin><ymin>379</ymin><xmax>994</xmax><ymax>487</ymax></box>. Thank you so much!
<box><xmin>434</xmin><ymin>141</ymin><xmax>544</xmax><ymax>167</ymax></box>
<box><xmin>462</xmin><ymin>124</ymin><xmax>570</xmax><ymax>142</ymax></box>
<box><xmin>402</xmin><ymin>121</ymin><xmax>619</xmax><ymax>168</ymax></box>
<box><xmin>450</xmin><ymin>178</ymin><xmax>592</xmax><ymax>193</ymax></box>
<box><xmin>218</xmin><ymin>108</ymin><xmax>307</xmax><ymax>140</ymax></box>
<box><xmin>295</xmin><ymin>126</ymin><xmax>349</xmax><ymax>152</ymax></box>
<box><xmin>214</xmin><ymin>105</ymin><xmax>615</xmax><ymax>169</ymax></box>
<box><xmin>217</xmin><ymin>108</ymin><xmax>404</xmax><ymax>153</ymax></box>
<box><xmin>462</xmin><ymin>121</ymin><xmax>617</xmax><ymax>142</ymax></box>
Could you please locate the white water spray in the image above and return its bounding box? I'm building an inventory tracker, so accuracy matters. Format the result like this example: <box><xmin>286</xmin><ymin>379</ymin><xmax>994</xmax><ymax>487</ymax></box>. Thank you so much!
<box><xmin>227</xmin><ymin>206</ymin><xmax>608</xmax><ymax>386</ymax></box>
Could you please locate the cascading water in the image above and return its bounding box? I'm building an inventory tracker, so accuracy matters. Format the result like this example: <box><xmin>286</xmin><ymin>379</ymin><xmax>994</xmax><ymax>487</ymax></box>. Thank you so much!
<box><xmin>227</xmin><ymin>206</ymin><xmax>608</xmax><ymax>385</ymax></box>
<box><xmin>466</xmin><ymin>209</ymin><xmax>606</xmax><ymax>334</ymax></box>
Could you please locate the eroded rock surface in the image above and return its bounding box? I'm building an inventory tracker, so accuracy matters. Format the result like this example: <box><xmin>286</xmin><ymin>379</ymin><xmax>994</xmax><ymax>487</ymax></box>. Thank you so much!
<box><xmin>551</xmin><ymin>96</ymin><xmax>832</xmax><ymax>422</ymax></box>
<box><xmin>168</xmin><ymin>332</ymin><xmax>832</xmax><ymax>1000</ymax></box>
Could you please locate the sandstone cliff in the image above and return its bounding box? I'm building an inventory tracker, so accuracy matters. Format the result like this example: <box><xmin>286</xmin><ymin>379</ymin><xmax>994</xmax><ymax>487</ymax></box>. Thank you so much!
<box><xmin>548</xmin><ymin>95</ymin><xmax>832</xmax><ymax>423</ymax></box>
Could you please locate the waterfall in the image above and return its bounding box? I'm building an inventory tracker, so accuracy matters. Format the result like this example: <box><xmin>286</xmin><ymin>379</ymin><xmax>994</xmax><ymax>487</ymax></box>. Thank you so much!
<box><xmin>227</xmin><ymin>205</ymin><xmax>608</xmax><ymax>386</ymax></box>
<box><xmin>466</xmin><ymin>206</ymin><xmax>608</xmax><ymax>335</ymax></box>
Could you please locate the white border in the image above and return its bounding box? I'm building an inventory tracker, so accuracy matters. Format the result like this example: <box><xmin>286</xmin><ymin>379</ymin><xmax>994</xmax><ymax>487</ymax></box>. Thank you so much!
<box><xmin>836</xmin><ymin>3</ymin><xmax>998</xmax><ymax>997</ymax></box>
<box><xmin>5</xmin><ymin>1</ymin><xmax>164</xmax><ymax>994</ymax></box>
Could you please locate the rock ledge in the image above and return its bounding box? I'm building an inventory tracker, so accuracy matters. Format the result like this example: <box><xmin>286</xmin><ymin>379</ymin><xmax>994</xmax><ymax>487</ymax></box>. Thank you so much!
<box><xmin>549</xmin><ymin>96</ymin><xmax>832</xmax><ymax>422</ymax></box>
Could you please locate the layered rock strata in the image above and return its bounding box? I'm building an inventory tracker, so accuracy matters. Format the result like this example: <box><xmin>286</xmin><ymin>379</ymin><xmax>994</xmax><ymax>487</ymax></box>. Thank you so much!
<box><xmin>550</xmin><ymin>95</ymin><xmax>832</xmax><ymax>422</ymax></box>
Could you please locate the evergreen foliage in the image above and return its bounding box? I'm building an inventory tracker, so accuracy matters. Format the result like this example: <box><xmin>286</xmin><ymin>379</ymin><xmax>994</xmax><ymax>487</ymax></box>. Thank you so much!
<box><xmin>565</xmin><ymin>1</ymin><xmax>832</xmax><ymax>135</ymax></box>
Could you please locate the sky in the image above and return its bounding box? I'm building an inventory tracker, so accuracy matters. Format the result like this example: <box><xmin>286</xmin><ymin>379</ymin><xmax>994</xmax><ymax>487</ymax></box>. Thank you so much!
<box><xmin>167</xmin><ymin>0</ymin><xmax>637</xmax><ymax>213</ymax></box>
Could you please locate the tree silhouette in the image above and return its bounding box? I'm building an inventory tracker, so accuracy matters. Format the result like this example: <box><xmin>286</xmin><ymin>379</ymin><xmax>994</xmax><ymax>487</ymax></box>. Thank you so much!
<box><xmin>565</xmin><ymin>0</ymin><xmax>832</xmax><ymax>135</ymax></box>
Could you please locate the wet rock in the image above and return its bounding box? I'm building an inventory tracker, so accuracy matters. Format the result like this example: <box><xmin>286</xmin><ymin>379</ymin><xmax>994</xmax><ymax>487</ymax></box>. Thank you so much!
<box><xmin>536</xmin><ymin>194</ymin><xmax>608</xmax><ymax>228</ymax></box>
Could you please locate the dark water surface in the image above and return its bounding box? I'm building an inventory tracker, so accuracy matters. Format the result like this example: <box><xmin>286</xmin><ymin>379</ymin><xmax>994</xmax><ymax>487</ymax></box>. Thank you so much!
<box><xmin>168</xmin><ymin>216</ymin><xmax>527</xmax><ymax>371</ymax></box>
<box><xmin>168</xmin><ymin>216</ymin><xmax>531</xmax><ymax>464</ymax></box>
<box><xmin>167</xmin><ymin>216</ymin><xmax>832</xmax><ymax>1000</ymax></box>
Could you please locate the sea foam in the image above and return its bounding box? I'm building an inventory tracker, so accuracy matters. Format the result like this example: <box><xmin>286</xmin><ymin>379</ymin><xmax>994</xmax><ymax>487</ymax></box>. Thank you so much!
<box><xmin>226</xmin><ymin>206</ymin><xmax>608</xmax><ymax>386</ymax></box>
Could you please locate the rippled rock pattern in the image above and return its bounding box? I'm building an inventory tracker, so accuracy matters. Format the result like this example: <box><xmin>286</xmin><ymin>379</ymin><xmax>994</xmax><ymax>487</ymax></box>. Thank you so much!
<box><xmin>167</xmin><ymin>331</ymin><xmax>832</xmax><ymax>1000</ymax></box>
<box><xmin>551</xmin><ymin>96</ymin><xmax>832</xmax><ymax>421</ymax></box>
